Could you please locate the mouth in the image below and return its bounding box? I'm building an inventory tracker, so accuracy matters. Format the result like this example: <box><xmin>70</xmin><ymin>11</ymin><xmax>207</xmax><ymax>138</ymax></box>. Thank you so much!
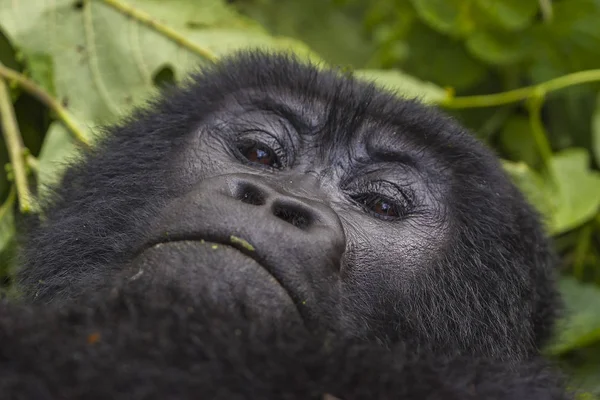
<box><xmin>131</xmin><ymin>235</ymin><xmax>303</xmax><ymax>320</ymax></box>
<box><xmin>138</xmin><ymin>233</ymin><xmax>270</xmax><ymax>279</ymax></box>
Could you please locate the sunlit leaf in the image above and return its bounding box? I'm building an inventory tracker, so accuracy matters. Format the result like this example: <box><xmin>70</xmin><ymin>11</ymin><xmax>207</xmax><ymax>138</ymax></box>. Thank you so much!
<box><xmin>0</xmin><ymin>0</ymin><xmax>316</xmax><ymax>127</ymax></box>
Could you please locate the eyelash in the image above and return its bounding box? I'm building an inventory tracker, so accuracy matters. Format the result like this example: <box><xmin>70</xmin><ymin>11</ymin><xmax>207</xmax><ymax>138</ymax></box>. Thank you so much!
<box><xmin>349</xmin><ymin>181</ymin><xmax>412</xmax><ymax>221</ymax></box>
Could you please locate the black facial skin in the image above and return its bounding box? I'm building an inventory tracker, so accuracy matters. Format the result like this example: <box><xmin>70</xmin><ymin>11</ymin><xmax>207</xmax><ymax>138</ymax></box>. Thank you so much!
<box><xmin>18</xmin><ymin>52</ymin><xmax>557</xmax><ymax>363</ymax></box>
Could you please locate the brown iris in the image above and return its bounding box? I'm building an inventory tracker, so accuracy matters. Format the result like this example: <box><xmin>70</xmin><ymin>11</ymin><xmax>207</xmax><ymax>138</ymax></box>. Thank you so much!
<box><xmin>371</xmin><ymin>198</ymin><xmax>400</xmax><ymax>217</ymax></box>
<box><xmin>239</xmin><ymin>141</ymin><xmax>280</xmax><ymax>168</ymax></box>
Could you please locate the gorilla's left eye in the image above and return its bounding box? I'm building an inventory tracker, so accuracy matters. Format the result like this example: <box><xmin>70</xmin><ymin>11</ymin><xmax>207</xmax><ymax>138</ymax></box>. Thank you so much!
<box><xmin>237</xmin><ymin>140</ymin><xmax>282</xmax><ymax>168</ymax></box>
<box><xmin>352</xmin><ymin>193</ymin><xmax>404</xmax><ymax>220</ymax></box>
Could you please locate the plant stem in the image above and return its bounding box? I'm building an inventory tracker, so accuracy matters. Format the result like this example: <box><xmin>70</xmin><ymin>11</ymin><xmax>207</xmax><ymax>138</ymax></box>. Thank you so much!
<box><xmin>441</xmin><ymin>69</ymin><xmax>600</xmax><ymax>109</ymax></box>
<box><xmin>527</xmin><ymin>90</ymin><xmax>555</xmax><ymax>179</ymax></box>
<box><xmin>0</xmin><ymin>68</ymin><xmax>33</xmax><ymax>213</ymax></box>
<box><xmin>0</xmin><ymin>64</ymin><xmax>90</xmax><ymax>147</ymax></box>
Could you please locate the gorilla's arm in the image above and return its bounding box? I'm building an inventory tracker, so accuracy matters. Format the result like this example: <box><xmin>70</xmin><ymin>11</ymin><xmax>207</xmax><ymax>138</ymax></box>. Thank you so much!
<box><xmin>0</xmin><ymin>282</ymin><xmax>567</xmax><ymax>400</ymax></box>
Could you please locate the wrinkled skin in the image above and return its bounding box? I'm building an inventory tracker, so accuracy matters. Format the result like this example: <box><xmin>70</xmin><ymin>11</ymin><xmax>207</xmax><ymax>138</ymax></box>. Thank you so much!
<box><xmin>4</xmin><ymin>52</ymin><xmax>567</xmax><ymax>399</ymax></box>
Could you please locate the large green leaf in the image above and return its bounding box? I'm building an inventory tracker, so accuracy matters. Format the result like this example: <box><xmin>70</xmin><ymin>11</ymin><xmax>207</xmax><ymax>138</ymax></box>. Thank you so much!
<box><xmin>547</xmin><ymin>278</ymin><xmax>600</xmax><ymax>356</ymax></box>
<box><xmin>550</xmin><ymin>149</ymin><xmax>600</xmax><ymax>234</ymax></box>
<box><xmin>503</xmin><ymin>149</ymin><xmax>600</xmax><ymax>235</ymax></box>
<box><xmin>0</xmin><ymin>0</ymin><xmax>316</xmax><ymax>129</ymax></box>
<box><xmin>354</xmin><ymin>69</ymin><xmax>446</xmax><ymax>104</ymax></box>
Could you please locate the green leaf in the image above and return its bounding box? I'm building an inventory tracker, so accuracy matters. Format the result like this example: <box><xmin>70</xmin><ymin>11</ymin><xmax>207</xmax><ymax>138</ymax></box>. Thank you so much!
<box><xmin>25</xmin><ymin>53</ymin><xmax>56</xmax><ymax>96</ymax></box>
<box><xmin>234</xmin><ymin>0</ymin><xmax>374</xmax><ymax>67</ymax></box>
<box><xmin>410</xmin><ymin>0</ymin><xmax>475</xmax><ymax>36</ymax></box>
<box><xmin>592</xmin><ymin>93</ymin><xmax>600</xmax><ymax>166</ymax></box>
<box><xmin>546</xmin><ymin>278</ymin><xmax>600</xmax><ymax>355</ymax></box>
<box><xmin>403</xmin><ymin>24</ymin><xmax>487</xmax><ymax>90</ymax></box>
<box><xmin>550</xmin><ymin>149</ymin><xmax>600</xmax><ymax>234</ymax></box>
<box><xmin>354</xmin><ymin>69</ymin><xmax>446</xmax><ymax>104</ymax></box>
<box><xmin>36</xmin><ymin>122</ymin><xmax>78</xmax><ymax>200</ymax></box>
<box><xmin>466</xmin><ymin>30</ymin><xmax>530</xmax><ymax>65</ymax></box>
<box><xmin>0</xmin><ymin>0</ymin><xmax>317</xmax><ymax>127</ymax></box>
<box><xmin>528</xmin><ymin>0</ymin><xmax>600</xmax><ymax>79</ymax></box>
<box><xmin>474</xmin><ymin>0</ymin><xmax>538</xmax><ymax>31</ymax></box>
<box><xmin>503</xmin><ymin>150</ymin><xmax>600</xmax><ymax>235</ymax></box>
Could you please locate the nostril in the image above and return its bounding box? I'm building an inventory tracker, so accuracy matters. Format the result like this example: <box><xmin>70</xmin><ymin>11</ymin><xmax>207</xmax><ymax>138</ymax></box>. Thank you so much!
<box><xmin>272</xmin><ymin>203</ymin><xmax>312</xmax><ymax>230</ymax></box>
<box><xmin>235</xmin><ymin>183</ymin><xmax>266</xmax><ymax>206</ymax></box>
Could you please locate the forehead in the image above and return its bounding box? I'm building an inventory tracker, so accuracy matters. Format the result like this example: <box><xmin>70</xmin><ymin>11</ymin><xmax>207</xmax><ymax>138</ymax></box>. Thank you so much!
<box><xmin>211</xmin><ymin>83</ymin><xmax>455</xmax><ymax>172</ymax></box>
<box><xmin>204</xmin><ymin>55</ymin><xmax>468</xmax><ymax>149</ymax></box>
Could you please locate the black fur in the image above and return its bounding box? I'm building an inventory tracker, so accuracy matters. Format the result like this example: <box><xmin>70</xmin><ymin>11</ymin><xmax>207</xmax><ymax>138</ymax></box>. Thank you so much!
<box><xmin>0</xmin><ymin>282</ymin><xmax>567</xmax><ymax>399</ymax></box>
<box><xmin>6</xmin><ymin>52</ymin><xmax>565</xmax><ymax>398</ymax></box>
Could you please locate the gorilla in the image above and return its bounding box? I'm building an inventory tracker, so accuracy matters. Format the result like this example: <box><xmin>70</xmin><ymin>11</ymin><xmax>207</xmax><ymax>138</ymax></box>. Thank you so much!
<box><xmin>0</xmin><ymin>52</ymin><xmax>567</xmax><ymax>399</ymax></box>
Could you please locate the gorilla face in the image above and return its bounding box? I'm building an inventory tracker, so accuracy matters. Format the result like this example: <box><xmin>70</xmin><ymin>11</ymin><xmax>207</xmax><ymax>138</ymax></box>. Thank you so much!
<box><xmin>20</xmin><ymin>53</ymin><xmax>557</xmax><ymax>359</ymax></box>
<box><xmin>134</xmin><ymin>86</ymin><xmax>451</xmax><ymax>338</ymax></box>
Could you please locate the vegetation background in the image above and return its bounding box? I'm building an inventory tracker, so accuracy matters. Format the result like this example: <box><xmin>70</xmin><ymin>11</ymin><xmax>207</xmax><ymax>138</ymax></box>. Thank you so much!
<box><xmin>0</xmin><ymin>0</ymin><xmax>599</xmax><ymax>396</ymax></box>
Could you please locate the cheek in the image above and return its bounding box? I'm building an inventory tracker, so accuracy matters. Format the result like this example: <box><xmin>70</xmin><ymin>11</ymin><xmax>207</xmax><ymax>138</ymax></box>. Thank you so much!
<box><xmin>171</xmin><ymin>133</ymin><xmax>243</xmax><ymax>190</ymax></box>
<box><xmin>340</xmin><ymin>217</ymin><xmax>446</xmax><ymax>285</ymax></box>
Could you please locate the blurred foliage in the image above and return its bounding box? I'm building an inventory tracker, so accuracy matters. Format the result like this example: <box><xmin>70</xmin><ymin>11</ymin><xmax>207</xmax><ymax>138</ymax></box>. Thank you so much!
<box><xmin>0</xmin><ymin>0</ymin><xmax>599</xmax><ymax>396</ymax></box>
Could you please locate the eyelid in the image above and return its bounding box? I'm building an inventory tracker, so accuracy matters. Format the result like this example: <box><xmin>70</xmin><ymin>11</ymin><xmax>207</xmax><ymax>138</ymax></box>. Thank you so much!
<box><xmin>364</xmin><ymin>180</ymin><xmax>412</xmax><ymax>202</ymax></box>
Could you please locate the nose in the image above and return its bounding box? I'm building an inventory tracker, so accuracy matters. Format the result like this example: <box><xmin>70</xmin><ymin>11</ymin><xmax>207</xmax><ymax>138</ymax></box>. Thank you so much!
<box><xmin>157</xmin><ymin>172</ymin><xmax>347</xmax><ymax>275</ymax></box>
<box><xmin>229</xmin><ymin>174</ymin><xmax>328</xmax><ymax>231</ymax></box>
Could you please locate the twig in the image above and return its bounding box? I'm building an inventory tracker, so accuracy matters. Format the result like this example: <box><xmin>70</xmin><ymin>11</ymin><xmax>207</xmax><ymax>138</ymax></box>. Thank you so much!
<box><xmin>0</xmin><ymin>67</ymin><xmax>34</xmax><ymax>213</ymax></box>
<box><xmin>441</xmin><ymin>69</ymin><xmax>600</xmax><ymax>109</ymax></box>
<box><xmin>0</xmin><ymin>64</ymin><xmax>90</xmax><ymax>147</ymax></box>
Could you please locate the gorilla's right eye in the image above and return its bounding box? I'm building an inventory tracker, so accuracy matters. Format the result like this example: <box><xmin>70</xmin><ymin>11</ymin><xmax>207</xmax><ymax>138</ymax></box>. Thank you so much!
<box><xmin>237</xmin><ymin>140</ymin><xmax>282</xmax><ymax>168</ymax></box>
